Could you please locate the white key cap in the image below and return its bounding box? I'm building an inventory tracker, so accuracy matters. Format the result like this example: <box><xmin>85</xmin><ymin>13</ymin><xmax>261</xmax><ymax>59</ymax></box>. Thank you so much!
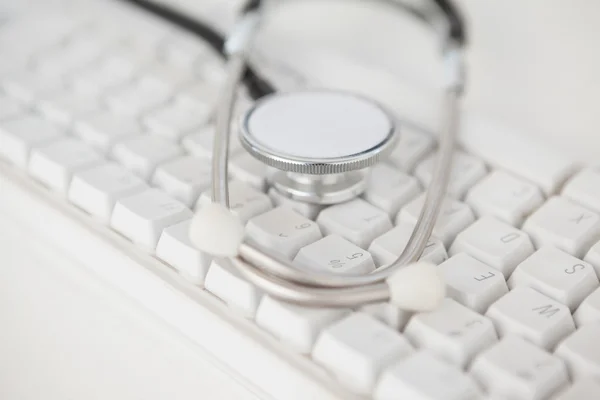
<box><xmin>267</xmin><ymin>187</ymin><xmax>324</xmax><ymax>220</ymax></box>
<box><xmin>523</xmin><ymin>196</ymin><xmax>600</xmax><ymax>258</ymax></box>
<box><xmin>158</xmin><ymin>31</ymin><xmax>211</xmax><ymax>69</ymax></box>
<box><xmin>137</xmin><ymin>64</ymin><xmax>193</xmax><ymax>94</ymax></box>
<box><xmin>245</xmin><ymin>206</ymin><xmax>322</xmax><ymax>259</ymax></box>
<box><xmin>317</xmin><ymin>198</ymin><xmax>392</xmax><ymax>249</ymax></box>
<box><xmin>466</xmin><ymin>171</ymin><xmax>545</xmax><ymax>226</ymax></box>
<box><xmin>68</xmin><ymin>162</ymin><xmax>148</xmax><ymax>223</ymax></box>
<box><xmin>438</xmin><ymin>253</ymin><xmax>509</xmax><ymax>313</ymax></box>
<box><xmin>585</xmin><ymin>241</ymin><xmax>600</xmax><ymax>272</ymax></box>
<box><xmin>313</xmin><ymin>313</ymin><xmax>414</xmax><ymax>394</ymax></box>
<box><xmin>294</xmin><ymin>235</ymin><xmax>375</xmax><ymax>275</ymax></box>
<box><xmin>181</xmin><ymin>126</ymin><xmax>244</xmax><ymax>159</ymax></box>
<box><xmin>562</xmin><ymin>168</ymin><xmax>600</xmax><ymax>214</ymax></box>
<box><xmin>0</xmin><ymin>94</ymin><xmax>24</xmax><ymax>121</ymax></box>
<box><xmin>485</xmin><ymin>287</ymin><xmax>575</xmax><ymax>349</ymax></box>
<box><xmin>106</xmin><ymin>81</ymin><xmax>172</xmax><ymax>116</ymax></box>
<box><xmin>470</xmin><ymin>336</ymin><xmax>569</xmax><ymax>400</ymax></box>
<box><xmin>405</xmin><ymin>299</ymin><xmax>498</xmax><ymax>367</ymax></box>
<box><xmin>574</xmin><ymin>287</ymin><xmax>600</xmax><ymax>326</ymax></box>
<box><xmin>0</xmin><ymin>114</ymin><xmax>64</xmax><ymax>167</ymax></box>
<box><xmin>450</xmin><ymin>217</ymin><xmax>536</xmax><ymax>278</ymax></box>
<box><xmin>112</xmin><ymin>136</ymin><xmax>182</xmax><ymax>180</ymax></box>
<box><xmin>2</xmin><ymin>70</ymin><xmax>65</xmax><ymax>104</ymax></box>
<box><xmin>555</xmin><ymin>323</ymin><xmax>600</xmax><ymax>380</ymax></box>
<box><xmin>229</xmin><ymin>153</ymin><xmax>269</xmax><ymax>192</ymax></box>
<box><xmin>368</xmin><ymin>224</ymin><xmax>447</xmax><ymax>266</ymax></box>
<box><xmin>375</xmin><ymin>351</ymin><xmax>483</xmax><ymax>400</ymax></box>
<box><xmin>28</xmin><ymin>139</ymin><xmax>104</xmax><ymax>194</ymax></box>
<box><xmin>74</xmin><ymin>111</ymin><xmax>142</xmax><ymax>154</ymax></box>
<box><xmin>415</xmin><ymin>151</ymin><xmax>487</xmax><ymax>199</ymax></box>
<box><xmin>196</xmin><ymin>181</ymin><xmax>272</xmax><ymax>223</ymax></box>
<box><xmin>71</xmin><ymin>55</ymin><xmax>137</xmax><ymax>95</ymax></box>
<box><xmin>110</xmin><ymin>189</ymin><xmax>192</xmax><ymax>250</ymax></box>
<box><xmin>360</xmin><ymin>303</ymin><xmax>411</xmax><ymax>331</ymax></box>
<box><xmin>256</xmin><ymin>295</ymin><xmax>349</xmax><ymax>354</ymax></box>
<box><xmin>143</xmin><ymin>99</ymin><xmax>209</xmax><ymax>141</ymax></box>
<box><xmin>156</xmin><ymin>220</ymin><xmax>212</xmax><ymax>285</ymax></box>
<box><xmin>152</xmin><ymin>156</ymin><xmax>211</xmax><ymax>207</ymax></box>
<box><xmin>386</xmin><ymin>125</ymin><xmax>435</xmax><ymax>172</ymax></box>
<box><xmin>204</xmin><ymin>259</ymin><xmax>262</xmax><ymax>317</ymax></box>
<box><xmin>397</xmin><ymin>194</ymin><xmax>475</xmax><ymax>247</ymax></box>
<box><xmin>364</xmin><ymin>164</ymin><xmax>421</xmax><ymax>216</ymax></box>
<box><xmin>460</xmin><ymin>115</ymin><xmax>577</xmax><ymax>195</ymax></box>
<box><xmin>176</xmin><ymin>81</ymin><xmax>221</xmax><ymax>113</ymax></box>
<box><xmin>37</xmin><ymin>90</ymin><xmax>100</xmax><ymax>126</ymax></box>
<box><xmin>554</xmin><ymin>378</ymin><xmax>600</xmax><ymax>400</ymax></box>
<box><xmin>509</xmin><ymin>247</ymin><xmax>599</xmax><ymax>311</ymax></box>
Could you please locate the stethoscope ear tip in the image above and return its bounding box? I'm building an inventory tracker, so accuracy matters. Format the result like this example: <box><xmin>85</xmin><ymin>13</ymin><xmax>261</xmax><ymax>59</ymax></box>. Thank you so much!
<box><xmin>386</xmin><ymin>262</ymin><xmax>446</xmax><ymax>312</ymax></box>
<box><xmin>189</xmin><ymin>202</ymin><xmax>245</xmax><ymax>258</ymax></box>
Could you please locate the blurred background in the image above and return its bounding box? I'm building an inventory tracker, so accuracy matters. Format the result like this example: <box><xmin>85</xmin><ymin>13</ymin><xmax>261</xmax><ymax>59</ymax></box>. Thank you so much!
<box><xmin>161</xmin><ymin>0</ymin><xmax>600</xmax><ymax>163</ymax></box>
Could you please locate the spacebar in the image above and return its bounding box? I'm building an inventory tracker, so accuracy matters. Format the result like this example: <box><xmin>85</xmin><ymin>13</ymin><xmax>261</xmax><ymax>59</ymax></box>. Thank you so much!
<box><xmin>460</xmin><ymin>114</ymin><xmax>578</xmax><ymax>195</ymax></box>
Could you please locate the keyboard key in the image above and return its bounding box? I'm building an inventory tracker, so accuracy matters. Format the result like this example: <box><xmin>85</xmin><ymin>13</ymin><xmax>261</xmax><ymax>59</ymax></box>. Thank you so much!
<box><xmin>74</xmin><ymin>111</ymin><xmax>142</xmax><ymax>154</ymax></box>
<box><xmin>450</xmin><ymin>217</ymin><xmax>535</xmax><ymax>278</ymax></box>
<box><xmin>415</xmin><ymin>151</ymin><xmax>487</xmax><ymax>199</ymax></box>
<box><xmin>438</xmin><ymin>253</ymin><xmax>508</xmax><ymax>313</ymax></box>
<box><xmin>368</xmin><ymin>224</ymin><xmax>447</xmax><ymax>266</ymax></box>
<box><xmin>176</xmin><ymin>81</ymin><xmax>221</xmax><ymax>113</ymax></box>
<box><xmin>137</xmin><ymin>63</ymin><xmax>193</xmax><ymax>94</ymax></box>
<box><xmin>317</xmin><ymin>198</ymin><xmax>392</xmax><ymax>249</ymax></box>
<box><xmin>112</xmin><ymin>135</ymin><xmax>183</xmax><ymax>180</ymax></box>
<box><xmin>68</xmin><ymin>162</ymin><xmax>148</xmax><ymax>223</ymax></box>
<box><xmin>256</xmin><ymin>295</ymin><xmax>349</xmax><ymax>354</ymax></box>
<box><xmin>3</xmin><ymin>70</ymin><xmax>65</xmax><ymax>105</ymax></box>
<box><xmin>485</xmin><ymin>287</ymin><xmax>575</xmax><ymax>349</ymax></box>
<box><xmin>293</xmin><ymin>235</ymin><xmax>375</xmax><ymax>275</ymax></box>
<box><xmin>28</xmin><ymin>138</ymin><xmax>104</xmax><ymax>194</ymax></box>
<box><xmin>523</xmin><ymin>196</ymin><xmax>600</xmax><ymax>258</ymax></box>
<box><xmin>110</xmin><ymin>188</ymin><xmax>192</xmax><ymax>250</ymax></box>
<box><xmin>574</xmin><ymin>287</ymin><xmax>600</xmax><ymax>327</ymax></box>
<box><xmin>156</xmin><ymin>220</ymin><xmax>212</xmax><ymax>285</ymax></box>
<box><xmin>267</xmin><ymin>187</ymin><xmax>324</xmax><ymax>220</ymax></box>
<box><xmin>386</xmin><ymin>125</ymin><xmax>435</xmax><ymax>172</ymax></box>
<box><xmin>405</xmin><ymin>299</ymin><xmax>498</xmax><ymax>367</ymax></box>
<box><xmin>205</xmin><ymin>259</ymin><xmax>262</xmax><ymax>317</ymax></box>
<box><xmin>554</xmin><ymin>378</ymin><xmax>600</xmax><ymax>400</ymax></box>
<box><xmin>555</xmin><ymin>323</ymin><xmax>600</xmax><ymax>380</ymax></box>
<box><xmin>360</xmin><ymin>302</ymin><xmax>411</xmax><ymax>331</ymax></box>
<box><xmin>106</xmin><ymin>81</ymin><xmax>172</xmax><ymax>116</ymax></box>
<box><xmin>245</xmin><ymin>206</ymin><xmax>322</xmax><ymax>259</ymax></box>
<box><xmin>364</xmin><ymin>164</ymin><xmax>421</xmax><ymax>216</ymax></box>
<box><xmin>181</xmin><ymin>125</ymin><xmax>244</xmax><ymax>159</ymax></box>
<box><xmin>562</xmin><ymin>168</ymin><xmax>600</xmax><ymax>213</ymax></box>
<box><xmin>229</xmin><ymin>153</ymin><xmax>269</xmax><ymax>192</ymax></box>
<box><xmin>374</xmin><ymin>351</ymin><xmax>483</xmax><ymax>400</ymax></box>
<box><xmin>585</xmin><ymin>240</ymin><xmax>600</xmax><ymax>272</ymax></box>
<box><xmin>460</xmin><ymin>115</ymin><xmax>577</xmax><ymax>195</ymax></box>
<box><xmin>508</xmin><ymin>247</ymin><xmax>599</xmax><ymax>311</ymax></box>
<box><xmin>37</xmin><ymin>90</ymin><xmax>100</xmax><ymax>126</ymax></box>
<box><xmin>0</xmin><ymin>114</ymin><xmax>64</xmax><ymax>167</ymax></box>
<box><xmin>143</xmin><ymin>99</ymin><xmax>209</xmax><ymax>141</ymax></box>
<box><xmin>71</xmin><ymin>55</ymin><xmax>137</xmax><ymax>95</ymax></box>
<box><xmin>397</xmin><ymin>194</ymin><xmax>475</xmax><ymax>247</ymax></box>
<box><xmin>313</xmin><ymin>313</ymin><xmax>414</xmax><ymax>394</ymax></box>
<box><xmin>152</xmin><ymin>156</ymin><xmax>211</xmax><ymax>207</ymax></box>
<box><xmin>0</xmin><ymin>94</ymin><xmax>24</xmax><ymax>121</ymax></box>
<box><xmin>470</xmin><ymin>336</ymin><xmax>569</xmax><ymax>400</ymax></box>
<box><xmin>196</xmin><ymin>181</ymin><xmax>272</xmax><ymax>223</ymax></box>
<box><xmin>466</xmin><ymin>170</ymin><xmax>545</xmax><ymax>226</ymax></box>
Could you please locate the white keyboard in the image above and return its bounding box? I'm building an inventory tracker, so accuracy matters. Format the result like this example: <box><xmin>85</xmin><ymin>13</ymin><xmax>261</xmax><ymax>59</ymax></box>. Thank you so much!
<box><xmin>1</xmin><ymin>1</ymin><xmax>600</xmax><ymax>399</ymax></box>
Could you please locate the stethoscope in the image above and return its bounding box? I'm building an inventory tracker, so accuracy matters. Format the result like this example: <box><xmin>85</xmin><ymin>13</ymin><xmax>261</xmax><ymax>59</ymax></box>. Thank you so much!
<box><xmin>179</xmin><ymin>0</ymin><xmax>467</xmax><ymax>312</ymax></box>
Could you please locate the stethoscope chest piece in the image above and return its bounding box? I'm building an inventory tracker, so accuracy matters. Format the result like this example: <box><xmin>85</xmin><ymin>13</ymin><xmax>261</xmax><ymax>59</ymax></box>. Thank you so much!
<box><xmin>239</xmin><ymin>90</ymin><xmax>397</xmax><ymax>204</ymax></box>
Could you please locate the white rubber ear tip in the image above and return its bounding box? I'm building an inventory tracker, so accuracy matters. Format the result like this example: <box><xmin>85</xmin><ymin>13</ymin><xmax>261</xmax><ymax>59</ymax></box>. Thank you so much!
<box><xmin>189</xmin><ymin>202</ymin><xmax>245</xmax><ymax>257</ymax></box>
<box><xmin>386</xmin><ymin>262</ymin><xmax>446</xmax><ymax>312</ymax></box>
